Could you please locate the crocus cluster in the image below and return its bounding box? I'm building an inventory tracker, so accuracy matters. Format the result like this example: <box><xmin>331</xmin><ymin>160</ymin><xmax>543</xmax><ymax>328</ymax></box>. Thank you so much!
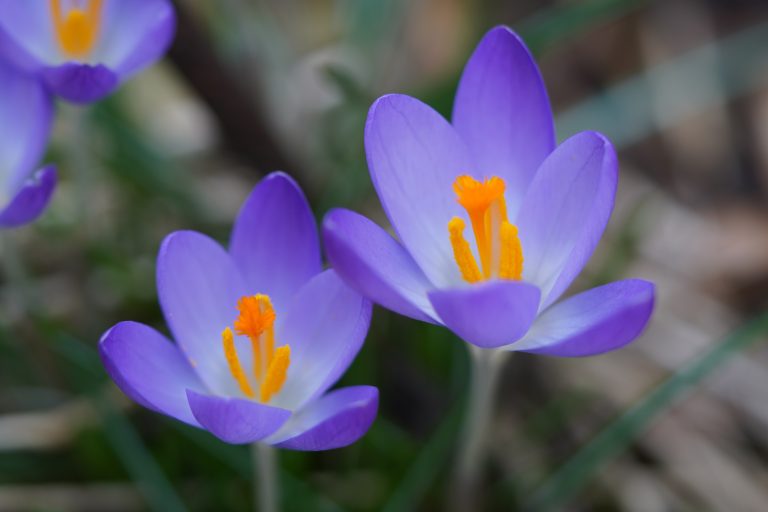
<box><xmin>0</xmin><ymin>0</ymin><xmax>176</xmax><ymax>229</ymax></box>
<box><xmin>97</xmin><ymin>25</ymin><xmax>654</xmax><ymax>456</ymax></box>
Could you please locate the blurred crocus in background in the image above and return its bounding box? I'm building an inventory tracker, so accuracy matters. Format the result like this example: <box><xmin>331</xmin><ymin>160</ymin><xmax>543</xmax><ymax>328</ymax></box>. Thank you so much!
<box><xmin>0</xmin><ymin>59</ymin><xmax>56</xmax><ymax>229</ymax></box>
<box><xmin>99</xmin><ymin>172</ymin><xmax>377</xmax><ymax>510</ymax></box>
<box><xmin>0</xmin><ymin>0</ymin><xmax>176</xmax><ymax>103</ymax></box>
<box><xmin>323</xmin><ymin>25</ymin><xmax>655</xmax><ymax>506</ymax></box>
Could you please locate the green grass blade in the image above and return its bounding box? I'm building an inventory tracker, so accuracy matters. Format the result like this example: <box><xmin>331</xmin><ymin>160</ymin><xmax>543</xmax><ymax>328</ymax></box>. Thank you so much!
<box><xmin>518</xmin><ymin>0</ymin><xmax>647</xmax><ymax>55</ymax></box>
<box><xmin>93</xmin><ymin>396</ymin><xmax>188</xmax><ymax>512</ymax></box>
<box><xmin>45</xmin><ymin>332</ymin><xmax>188</xmax><ymax>512</ymax></box>
<box><xmin>556</xmin><ymin>21</ymin><xmax>768</xmax><ymax>148</ymax></box>
<box><xmin>381</xmin><ymin>401</ymin><xmax>464</xmax><ymax>512</ymax></box>
<box><xmin>526</xmin><ymin>314</ymin><xmax>768</xmax><ymax>511</ymax></box>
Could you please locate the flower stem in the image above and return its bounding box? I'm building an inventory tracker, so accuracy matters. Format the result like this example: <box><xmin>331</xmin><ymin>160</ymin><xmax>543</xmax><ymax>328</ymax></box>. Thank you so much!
<box><xmin>0</xmin><ymin>231</ymin><xmax>33</xmax><ymax>311</ymax></box>
<box><xmin>60</xmin><ymin>104</ymin><xmax>97</xmax><ymax>233</ymax></box>
<box><xmin>252</xmin><ymin>443</ymin><xmax>279</xmax><ymax>512</ymax></box>
<box><xmin>449</xmin><ymin>346</ymin><xmax>507</xmax><ymax>511</ymax></box>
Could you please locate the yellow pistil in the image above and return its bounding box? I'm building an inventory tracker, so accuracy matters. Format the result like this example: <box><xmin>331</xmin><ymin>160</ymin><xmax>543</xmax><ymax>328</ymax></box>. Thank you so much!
<box><xmin>50</xmin><ymin>0</ymin><xmax>103</xmax><ymax>59</ymax></box>
<box><xmin>234</xmin><ymin>294</ymin><xmax>275</xmax><ymax>379</ymax></box>
<box><xmin>221</xmin><ymin>327</ymin><xmax>255</xmax><ymax>398</ymax></box>
<box><xmin>222</xmin><ymin>293</ymin><xmax>291</xmax><ymax>403</ymax></box>
<box><xmin>449</xmin><ymin>175</ymin><xmax>524</xmax><ymax>283</ymax></box>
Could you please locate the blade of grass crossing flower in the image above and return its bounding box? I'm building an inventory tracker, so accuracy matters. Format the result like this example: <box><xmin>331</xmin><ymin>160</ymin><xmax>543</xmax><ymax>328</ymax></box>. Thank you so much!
<box><xmin>525</xmin><ymin>314</ymin><xmax>768</xmax><ymax>511</ymax></box>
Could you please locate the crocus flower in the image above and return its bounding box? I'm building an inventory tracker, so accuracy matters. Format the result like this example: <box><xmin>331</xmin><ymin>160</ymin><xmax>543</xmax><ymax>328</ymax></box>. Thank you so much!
<box><xmin>323</xmin><ymin>26</ymin><xmax>654</xmax><ymax>355</ymax></box>
<box><xmin>100</xmin><ymin>173</ymin><xmax>378</xmax><ymax>448</ymax></box>
<box><xmin>0</xmin><ymin>59</ymin><xmax>56</xmax><ymax>229</ymax></box>
<box><xmin>0</xmin><ymin>0</ymin><xmax>176</xmax><ymax>104</ymax></box>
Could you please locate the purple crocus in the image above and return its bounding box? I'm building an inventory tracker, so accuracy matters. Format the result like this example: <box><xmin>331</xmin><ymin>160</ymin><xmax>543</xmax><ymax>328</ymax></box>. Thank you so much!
<box><xmin>99</xmin><ymin>173</ymin><xmax>378</xmax><ymax>448</ymax></box>
<box><xmin>0</xmin><ymin>59</ymin><xmax>56</xmax><ymax>229</ymax></box>
<box><xmin>323</xmin><ymin>26</ymin><xmax>655</xmax><ymax>355</ymax></box>
<box><xmin>0</xmin><ymin>0</ymin><xmax>176</xmax><ymax>104</ymax></box>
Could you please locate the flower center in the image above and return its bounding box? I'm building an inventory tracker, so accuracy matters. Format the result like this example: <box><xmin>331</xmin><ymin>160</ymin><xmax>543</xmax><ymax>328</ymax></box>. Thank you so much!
<box><xmin>448</xmin><ymin>175</ymin><xmax>523</xmax><ymax>282</ymax></box>
<box><xmin>50</xmin><ymin>0</ymin><xmax>103</xmax><ymax>59</ymax></box>
<box><xmin>220</xmin><ymin>294</ymin><xmax>291</xmax><ymax>403</ymax></box>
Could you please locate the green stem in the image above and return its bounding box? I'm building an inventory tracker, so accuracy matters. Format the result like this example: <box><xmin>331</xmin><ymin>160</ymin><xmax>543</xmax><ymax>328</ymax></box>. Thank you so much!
<box><xmin>449</xmin><ymin>347</ymin><xmax>507</xmax><ymax>511</ymax></box>
<box><xmin>0</xmin><ymin>231</ymin><xmax>33</xmax><ymax>311</ymax></box>
<box><xmin>253</xmin><ymin>443</ymin><xmax>278</xmax><ymax>512</ymax></box>
<box><xmin>63</xmin><ymin>105</ymin><xmax>96</xmax><ymax>232</ymax></box>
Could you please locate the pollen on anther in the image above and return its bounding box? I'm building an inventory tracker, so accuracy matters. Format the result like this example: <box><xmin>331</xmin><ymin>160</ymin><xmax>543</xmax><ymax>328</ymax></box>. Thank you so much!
<box><xmin>260</xmin><ymin>345</ymin><xmax>291</xmax><ymax>403</ymax></box>
<box><xmin>221</xmin><ymin>327</ymin><xmax>255</xmax><ymax>398</ymax></box>
<box><xmin>448</xmin><ymin>217</ymin><xmax>482</xmax><ymax>283</ymax></box>
<box><xmin>499</xmin><ymin>221</ymin><xmax>524</xmax><ymax>280</ymax></box>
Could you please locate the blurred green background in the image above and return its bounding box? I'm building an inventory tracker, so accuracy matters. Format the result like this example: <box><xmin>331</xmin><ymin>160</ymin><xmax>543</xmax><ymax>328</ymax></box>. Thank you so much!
<box><xmin>2</xmin><ymin>0</ymin><xmax>768</xmax><ymax>510</ymax></box>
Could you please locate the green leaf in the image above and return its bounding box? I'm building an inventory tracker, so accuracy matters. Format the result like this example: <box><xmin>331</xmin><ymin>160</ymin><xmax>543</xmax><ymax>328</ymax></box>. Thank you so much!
<box><xmin>526</xmin><ymin>314</ymin><xmax>768</xmax><ymax>511</ymax></box>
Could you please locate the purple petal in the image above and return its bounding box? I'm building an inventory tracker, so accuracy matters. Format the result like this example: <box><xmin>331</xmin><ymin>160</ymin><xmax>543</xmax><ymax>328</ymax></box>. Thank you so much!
<box><xmin>229</xmin><ymin>172</ymin><xmax>322</xmax><ymax>313</ymax></box>
<box><xmin>157</xmin><ymin>230</ymin><xmax>248</xmax><ymax>395</ymax></box>
<box><xmin>0</xmin><ymin>167</ymin><xmax>57</xmax><ymax>229</ymax></box>
<box><xmin>509</xmin><ymin>279</ymin><xmax>655</xmax><ymax>356</ymax></box>
<box><xmin>99</xmin><ymin>321</ymin><xmax>204</xmax><ymax>427</ymax></box>
<box><xmin>366</xmin><ymin>94</ymin><xmax>473</xmax><ymax>288</ymax></box>
<box><xmin>275</xmin><ymin>270</ymin><xmax>372</xmax><ymax>410</ymax></box>
<box><xmin>323</xmin><ymin>208</ymin><xmax>438</xmax><ymax>323</ymax></box>
<box><xmin>515</xmin><ymin>131</ymin><xmax>618</xmax><ymax>308</ymax></box>
<box><xmin>0</xmin><ymin>60</ymin><xmax>52</xmax><ymax>193</ymax></box>
<box><xmin>270</xmin><ymin>386</ymin><xmax>378</xmax><ymax>451</ymax></box>
<box><xmin>453</xmin><ymin>26</ymin><xmax>555</xmax><ymax>217</ymax></box>
<box><xmin>186</xmin><ymin>390</ymin><xmax>290</xmax><ymax>444</ymax></box>
<box><xmin>0</xmin><ymin>1</ymin><xmax>57</xmax><ymax>69</ymax></box>
<box><xmin>97</xmin><ymin>0</ymin><xmax>176</xmax><ymax>78</ymax></box>
<box><xmin>428</xmin><ymin>281</ymin><xmax>541</xmax><ymax>348</ymax></box>
<box><xmin>43</xmin><ymin>63</ymin><xmax>119</xmax><ymax>104</ymax></box>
